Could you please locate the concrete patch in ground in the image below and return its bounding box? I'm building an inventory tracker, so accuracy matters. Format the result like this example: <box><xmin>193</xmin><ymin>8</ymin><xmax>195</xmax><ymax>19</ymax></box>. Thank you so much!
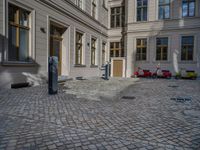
<box><xmin>63</xmin><ymin>77</ymin><xmax>139</xmax><ymax>101</ymax></box>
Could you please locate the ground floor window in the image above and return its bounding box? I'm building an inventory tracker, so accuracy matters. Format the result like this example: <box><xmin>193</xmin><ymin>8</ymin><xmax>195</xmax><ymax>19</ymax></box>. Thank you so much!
<box><xmin>110</xmin><ymin>42</ymin><xmax>123</xmax><ymax>57</ymax></box>
<box><xmin>181</xmin><ymin>36</ymin><xmax>194</xmax><ymax>61</ymax></box>
<box><xmin>75</xmin><ymin>32</ymin><xmax>83</xmax><ymax>65</ymax></box>
<box><xmin>156</xmin><ymin>37</ymin><xmax>168</xmax><ymax>61</ymax></box>
<box><xmin>136</xmin><ymin>39</ymin><xmax>147</xmax><ymax>61</ymax></box>
<box><xmin>91</xmin><ymin>38</ymin><xmax>96</xmax><ymax>65</ymax></box>
<box><xmin>8</xmin><ymin>4</ymin><xmax>31</xmax><ymax>62</ymax></box>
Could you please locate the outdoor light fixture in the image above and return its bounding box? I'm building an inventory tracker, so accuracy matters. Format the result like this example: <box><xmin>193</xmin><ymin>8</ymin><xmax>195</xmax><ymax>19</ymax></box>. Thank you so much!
<box><xmin>40</xmin><ymin>27</ymin><xmax>46</xmax><ymax>33</ymax></box>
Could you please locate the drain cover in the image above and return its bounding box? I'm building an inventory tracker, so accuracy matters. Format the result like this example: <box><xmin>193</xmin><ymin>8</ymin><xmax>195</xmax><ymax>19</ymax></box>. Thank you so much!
<box><xmin>122</xmin><ymin>96</ymin><xmax>136</xmax><ymax>100</ymax></box>
<box><xmin>168</xmin><ymin>85</ymin><xmax>179</xmax><ymax>88</ymax></box>
<box><xmin>170</xmin><ymin>97</ymin><xmax>192</xmax><ymax>102</ymax></box>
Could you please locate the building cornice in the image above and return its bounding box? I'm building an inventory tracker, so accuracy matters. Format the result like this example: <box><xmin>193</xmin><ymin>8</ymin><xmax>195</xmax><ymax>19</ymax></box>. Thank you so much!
<box><xmin>127</xmin><ymin>26</ymin><xmax>200</xmax><ymax>34</ymax></box>
<box><xmin>35</xmin><ymin>0</ymin><xmax>108</xmax><ymax>37</ymax></box>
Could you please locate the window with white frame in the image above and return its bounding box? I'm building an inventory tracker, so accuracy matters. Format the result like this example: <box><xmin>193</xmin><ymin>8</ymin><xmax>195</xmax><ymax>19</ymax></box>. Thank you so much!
<box><xmin>110</xmin><ymin>42</ymin><xmax>124</xmax><ymax>58</ymax></box>
<box><xmin>92</xmin><ymin>0</ymin><xmax>97</xmax><ymax>18</ymax></box>
<box><xmin>110</xmin><ymin>7</ymin><xmax>124</xmax><ymax>28</ymax></box>
<box><xmin>136</xmin><ymin>39</ymin><xmax>147</xmax><ymax>61</ymax></box>
<box><xmin>158</xmin><ymin>0</ymin><xmax>170</xmax><ymax>19</ymax></box>
<box><xmin>137</xmin><ymin>0</ymin><xmax>148</xmax><ymax>21</ymax></box>
<box><xmin>91</xmin><ymin>38</ymin><xmax>96</xmax><ymax>65</ymax></box>
<box><xmin>75</xmin><ymin>32</ymin><xmax>83</xmax><ymax>65</ymax></box>
<box><xmin>181</xmin><ymin>36</ymin><xmax>194</xmax><ymax>61</ymax></box>
<box><xmin>182</xmin><ymin>0</ymin><xmax>195</xmax><ymax>17</ymax></box>
<box><xmin>156</xmin><ymin>37</ymin><xmax>168</xmax><ymax>61</ymax></box>
<box><xmin>8</xmin><ymin>4</ymin><xmax>31</xmax><ymax>62</ymax></box>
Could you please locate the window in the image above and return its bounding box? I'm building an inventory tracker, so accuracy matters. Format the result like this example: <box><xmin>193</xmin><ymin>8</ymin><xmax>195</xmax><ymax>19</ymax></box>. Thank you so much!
<box><xmin>136</xmin><ymin>39</ymin><xmax>147</xmax><ymax>61</ymax></box>
<box><xmin>110</xmin><ymin>7</ymin><xmax>124</xmax><ymax>28</ymax></box>
<box><xmin>8</xmin><ymin>4</ymin><xmax>30</xmax><ymax>62</ymax></box>
<box><xmin>156</xmin><ymin>37</ymin><xmax>168</xmax><ymax>61</ymax></box>
<box><xmin>110</xmin><ymin>42</ymin><xmax>124</xmax><ymax>57</ymax></box>
<box><xmin>92</xmin><ymin>0</ymin><xmax>96</xmax><ymax>18</ymax></box>
<box><xmin>159</xmin><ymin>0</ymin><xmax>170</xmax><ymax>19</ymax></box>
<box><xmin>75</xmin><ymin>32</ymin><xmax>83</xmax><ymax>65</ymax></box>
<box><xmin>137</xmin><ymin>0</ymin><xmax>148</xmax><ymax>21</ymax></box>
<box><xmin>91</xmin><ymin>38</ymin><xmax>96</xmax><ymax>65</ymax></box>
<box><xmin>102</xmin><ymin>42</ymin><xmax>106</xmax><ymax>65</ymax></box>
<box><xmin>75</xmin><ymin>0</ymin><xmax>82</xmax><ymax>9</ymax></box>
<box><xmin>181</xmin><ymin>36</ymin><xmax>194</xmax><ymax>61</ymax></box>
<box><xmin>182</xmin><ymin>0</ymin><xmax>195</xmax><ymax>17</ymax></box>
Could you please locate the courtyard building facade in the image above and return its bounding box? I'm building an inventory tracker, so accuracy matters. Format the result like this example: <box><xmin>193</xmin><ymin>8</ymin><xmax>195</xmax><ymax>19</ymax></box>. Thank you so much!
<box><xmin>0</xmin><ymin>0</ymin><xmax>200</xmax><ymax>88</ymax></box>
<box><xmin>124</xmin><ymin>0</ymin><xmax>200</xmax><ymax>77</ymax></box>
<box><xmin>0</xmin><ymin>0</ymin><xmax>108</xmax><ymax>88</ymax></box>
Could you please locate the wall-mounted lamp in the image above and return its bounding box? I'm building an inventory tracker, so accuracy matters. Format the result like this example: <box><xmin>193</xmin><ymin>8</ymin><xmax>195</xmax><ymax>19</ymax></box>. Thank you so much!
<box><xmin>87</xmin><ymin>43</ymin><xmax>90</xmax><ymax>47</ymax></box>
<box><xmin>40</xmin><ymin>27</ymin><xmax>46</xmax><ymax>33</ymax></box>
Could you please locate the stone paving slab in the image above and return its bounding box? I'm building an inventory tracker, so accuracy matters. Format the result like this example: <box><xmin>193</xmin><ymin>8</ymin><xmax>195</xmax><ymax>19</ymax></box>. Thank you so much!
<box><xmin>0</xmin><ymin>78</ymin><xmax>200</xmax><ymax>150</ymax></box>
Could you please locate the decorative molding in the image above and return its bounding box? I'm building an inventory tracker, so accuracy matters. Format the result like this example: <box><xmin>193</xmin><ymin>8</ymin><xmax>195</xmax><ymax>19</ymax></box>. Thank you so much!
<box><xmin>35</xmin><ymin>0</ymin><xmax>108</xmax><ymax>37</ymax></box>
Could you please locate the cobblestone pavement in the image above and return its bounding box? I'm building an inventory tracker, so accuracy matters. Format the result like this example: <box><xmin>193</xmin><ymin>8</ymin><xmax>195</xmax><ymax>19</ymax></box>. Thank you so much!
<box><xmin>0</xmin><ymin>78</ymin><xmax>200</xmax><ymax>150</ymax></box>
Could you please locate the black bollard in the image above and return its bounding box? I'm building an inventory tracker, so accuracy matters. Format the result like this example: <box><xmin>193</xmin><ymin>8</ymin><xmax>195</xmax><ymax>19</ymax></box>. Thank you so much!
<box><xmin>105</xmin><ymin>62</ymin><xmax>110</xmax><ymax>80</ymax></box>
<box><xmin>48</xmin><ymin>56</ymin><xmax>58</xmax><ymax>94</ymax></box>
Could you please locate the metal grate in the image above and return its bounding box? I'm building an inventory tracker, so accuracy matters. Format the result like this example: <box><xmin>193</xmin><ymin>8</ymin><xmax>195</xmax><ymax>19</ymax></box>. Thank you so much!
<box><xmin>168</xmin><ymin>85</ymin><xmax>179</xmax><ymax>88</ymax></box>
<box><xmin>122</xmin><ymin>96</ymin><xmax>136</xmax><ymax>100</ymax></box>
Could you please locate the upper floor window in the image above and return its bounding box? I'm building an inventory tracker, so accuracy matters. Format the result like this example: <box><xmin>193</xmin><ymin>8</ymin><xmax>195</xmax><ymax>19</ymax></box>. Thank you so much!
<box><xmin>8</xmin><ymin>4</ymin><xmax>31</xmax><ymax>62</ymax></box>
<box><xmin>159</xmin><ymin>0</ymin><xmax>170</xmax><ymax>19</ymax></box>
<box><xmin>110</xmin><ymin>42</ymin><xmax>124</xmax><ymax>57</ymax></box>
<box><xmin>156</xmin><ymin>37</ymin><xmax>168</xmax><ymax>61</ymax></box>
<box><xmin>181</xmin><ymin>36</ymin><xmax>194</xmax><ymax>61</ymax></box>
<box><xmin>136</xmin><ymin>39</ymin><xmax>147</xmax><ymax>61</ymax></box>
<box><xmin>137</xmin><ymin>0</ymin><xmax>148</xmax><ymax>21</ymax></box>
<box><xmin>91</xmin><ymin>38</ymin><xmax>96</xmax><ymax>65</ymax></box>
<box><xmin>75</xmin><ymin>0</ymin><xmax>82</xmax><ymax>9</ymax></box>
<box><xmin>92</xmin><ymin>0</ymin><xmax>97</xmax><ymax>18</ymax></box>
<box><xmin>182</xmin><ymin>0</ymin><xmax>195</xmax><ymax>17</ymax></box>
<box><xmin>75</xmin><ymin>32</ymin><xmax>83</xmax><ymax>65</ymax></box>
<box><xmin>110</xmin><ymin>7</ymin><xmax>124</xmax><ymax>28</ymax></box>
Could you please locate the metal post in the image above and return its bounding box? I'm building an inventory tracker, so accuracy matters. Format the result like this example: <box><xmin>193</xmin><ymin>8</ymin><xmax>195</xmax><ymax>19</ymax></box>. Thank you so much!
<box><xmin>48</xmin><ymin>56</ymin><xmax>58</xmax><ymax>94</ymax></box>
<box><xmin>105</xmin><ymin>62</ymin><xmax>110</xmax><ymax>80</ymax></box>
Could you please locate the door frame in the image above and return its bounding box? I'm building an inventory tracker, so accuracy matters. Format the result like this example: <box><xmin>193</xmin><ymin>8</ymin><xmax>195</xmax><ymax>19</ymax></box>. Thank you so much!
<box><xmin>50</xmin><ymin>35</ymin><xmax>63</xmax><ymax>75</ymax></box>
<box><xmin>47</xmin><ymin>16</ymin><xmax>70</xmax><ymax>76</ymax></box>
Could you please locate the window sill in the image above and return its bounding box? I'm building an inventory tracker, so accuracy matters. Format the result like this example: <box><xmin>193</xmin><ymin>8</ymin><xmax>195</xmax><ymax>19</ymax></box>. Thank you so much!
<box><xmin>136</xmin><ymin>60</ymin><xmax>148</xmax><ymax>62</ymax></box>
<box><xmin>182</xmin><ymin>16</ymin><xmax>196</xmax><ymax>19</ymax></box>
<box><xmin>90</xmin><ymin>65</ymin><xmax>98</xmax><ymax>68</ymax></box>
<box><xmin>74</xmin><ymin>64</ymin><xmax>86</xmax><ymax>68</ymax></box>
<box><xmin>158</xmin><ymin>18</ymin><xmax>171</xmax><ymax>21</ymax></box>
<box><xmin>178</xmin><ymin>61</ymin><xmax>197</xmax><ymax>64</ymax></box>
<box><xmin>152</xmin><ymin>60</ymin><xmax>171</xmax><ymax>63</ymax></box>
<box><xmin>1</xmin><ymin>61</ymin><xmax>38</xmax><ymax>67</ymax></box>
<box><xmin>136</xmin><ymin>20</ymin><xmax>148</xmax><ymax>23</ymax></box>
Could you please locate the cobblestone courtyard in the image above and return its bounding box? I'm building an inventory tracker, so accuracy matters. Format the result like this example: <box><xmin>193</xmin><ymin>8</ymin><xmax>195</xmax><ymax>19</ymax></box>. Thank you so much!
<box><xmin>0</xmin><ymin>78</ymin><xmax>200</xmax><ymax>150</ymax></box>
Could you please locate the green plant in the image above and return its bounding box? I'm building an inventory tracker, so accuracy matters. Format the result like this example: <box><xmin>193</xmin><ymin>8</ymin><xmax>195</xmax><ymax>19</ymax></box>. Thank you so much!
<box><xmin>175</xmin><ymin>72</ymin><xmax>181</xmax><ymax>79</ymax></box>
<box><xmin>186</xmin><ymin>72</ymin><xmax>197</xmax><ymax>79</ymax></box>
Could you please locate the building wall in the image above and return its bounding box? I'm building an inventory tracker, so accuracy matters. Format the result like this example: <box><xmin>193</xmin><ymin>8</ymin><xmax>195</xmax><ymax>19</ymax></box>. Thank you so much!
<box><xmin>0</xmin><ymin>0</ymin><xmax>108</xmax><ymax>88</ymax></box>
<box><xmin>126</xmin><ymin>0</ymin><xmax>200</xmax><ymax>77</ymax></box>
<box><xmin>107</xmin><ymin>0</ymin><xmax>126</xmax><ymax>77</ymax></box>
